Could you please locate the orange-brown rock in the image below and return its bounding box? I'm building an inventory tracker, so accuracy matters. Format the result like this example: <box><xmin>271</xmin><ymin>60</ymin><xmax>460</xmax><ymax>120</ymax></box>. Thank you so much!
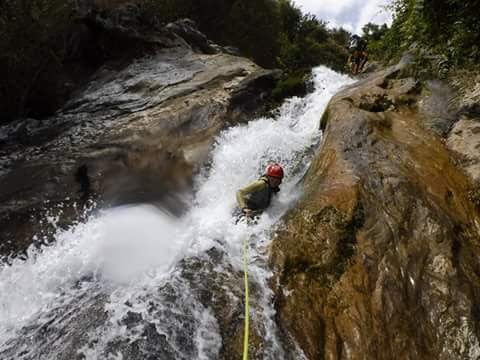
<box><xmin>270</xmin><ymin>58</ymin><xmax>480</xmax><ymax>359</ymax></box>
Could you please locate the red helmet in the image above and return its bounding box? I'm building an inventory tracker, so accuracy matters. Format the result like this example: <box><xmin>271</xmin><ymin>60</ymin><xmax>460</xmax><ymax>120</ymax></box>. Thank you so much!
<box><xmin>266</xmin><ymin>163</ymin><xmax>284</xmax><ymax>179</ymax></box>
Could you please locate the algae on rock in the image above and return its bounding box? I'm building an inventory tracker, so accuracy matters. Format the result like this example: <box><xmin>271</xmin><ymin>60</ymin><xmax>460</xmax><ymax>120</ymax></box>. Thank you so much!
<box><xmin>270</xmin><ymin>57</ymin><xmax>480</xmax><ymax>359</ymax></box>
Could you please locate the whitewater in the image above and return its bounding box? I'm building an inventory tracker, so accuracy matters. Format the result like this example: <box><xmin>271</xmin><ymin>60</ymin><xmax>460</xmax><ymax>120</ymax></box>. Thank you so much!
<box><xmin>0</xmin><ymin>66</ymin><xmax>353</xmax><ymax>359</ymax></box>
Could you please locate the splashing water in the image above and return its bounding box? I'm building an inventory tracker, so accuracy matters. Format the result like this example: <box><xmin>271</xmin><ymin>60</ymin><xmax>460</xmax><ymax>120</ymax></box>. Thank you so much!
<box><xmin>0</xmin><ymin>67</ymin><xmax>353</xmax><ymax>359</ymax></box>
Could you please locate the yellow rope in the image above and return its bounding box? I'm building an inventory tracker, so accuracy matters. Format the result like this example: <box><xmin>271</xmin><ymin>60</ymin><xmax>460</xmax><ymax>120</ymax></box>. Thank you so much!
<box><xmin>242</xmin><ymin>236</ymin><xmax>250</xmax><ymax>360</ymax></box>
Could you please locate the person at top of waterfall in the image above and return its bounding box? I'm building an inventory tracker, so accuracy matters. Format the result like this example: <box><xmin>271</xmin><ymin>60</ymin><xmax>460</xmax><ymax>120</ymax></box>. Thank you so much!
<box><xmin>347</xmin><ymin>34</ymin><xmax>368</xmax><ymax>75</ymax></box>
<box><xmin>236</xmin><ymin>163</ymin><xmax>284</xmax><ymax>217</ymax></box>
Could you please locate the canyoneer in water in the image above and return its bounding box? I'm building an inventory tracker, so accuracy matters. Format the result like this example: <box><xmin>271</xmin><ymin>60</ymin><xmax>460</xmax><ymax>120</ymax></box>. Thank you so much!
<box><xmin>235</xmin><ymin>163</ymin><xmax>284</xmax><ymax>222</ymax></box>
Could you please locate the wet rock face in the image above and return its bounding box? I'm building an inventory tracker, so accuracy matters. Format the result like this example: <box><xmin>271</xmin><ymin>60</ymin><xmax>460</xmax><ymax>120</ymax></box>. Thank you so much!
<box><xmin>447</xmin><ymin>117</ymin><xmax>480</xmax><ymax>183</ymax></box>
<box><xmin>165</xmin><ymin>19</ymin><xmax>218</xmax><ymax>55</ymax></box>
<box><xmin>0</xmin><ymin>20</ymin><xmax>280</xmax><ymax>257</ymax></box>
<box><xmin>418</xmin><ymin>80</ymin><xmax>457</xmax><ymax>136</ymax></box>
<box><xmin>445</xmin><ymin>71</ymin><xmax>480</xmax><ymax>212</ymax></box>
<box><xmin>271</xmin><ymin>58</ymin><xmax>480</xmax><ymax>359</ymax></box>
<box><xmin>0</xmin><ymin>245</ymin><xmax>287</xmax><ymax>360</ymax></box>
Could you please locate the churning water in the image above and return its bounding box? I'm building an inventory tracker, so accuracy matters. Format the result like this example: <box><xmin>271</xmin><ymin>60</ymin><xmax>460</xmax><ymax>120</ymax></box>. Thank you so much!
<box><xmin>0</xmin><ymin>67</ymin><xmax>353</xmax><ymax>359</ymax></box>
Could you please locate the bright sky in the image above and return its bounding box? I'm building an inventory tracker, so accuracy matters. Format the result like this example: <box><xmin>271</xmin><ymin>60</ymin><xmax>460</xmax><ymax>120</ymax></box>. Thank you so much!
<box><xmin>292</xmin><ymin>0</ymin><xmax>393</xmax><ymax>34</ymax></box>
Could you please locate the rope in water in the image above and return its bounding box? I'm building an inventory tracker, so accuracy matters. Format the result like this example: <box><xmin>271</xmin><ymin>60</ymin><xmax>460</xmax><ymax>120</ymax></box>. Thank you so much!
<box><xmin>242</xmin><ymin>235</ymin><xmax>250</xmax><ymax>360</ymax></box>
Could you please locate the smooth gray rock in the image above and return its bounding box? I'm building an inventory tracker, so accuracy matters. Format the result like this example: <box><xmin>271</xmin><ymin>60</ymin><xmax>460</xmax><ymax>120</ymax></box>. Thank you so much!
<box><xmin>0</xmin><ymin>21</ymin><xmax>281</xmax><ymax>257</ymax></box>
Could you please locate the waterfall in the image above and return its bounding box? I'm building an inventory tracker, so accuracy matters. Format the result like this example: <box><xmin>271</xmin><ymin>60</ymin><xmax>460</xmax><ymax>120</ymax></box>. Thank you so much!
<box><xmin>0</xmin><ymin>66</ymin><xmax>353</xmax><ymax>360</ymax></box>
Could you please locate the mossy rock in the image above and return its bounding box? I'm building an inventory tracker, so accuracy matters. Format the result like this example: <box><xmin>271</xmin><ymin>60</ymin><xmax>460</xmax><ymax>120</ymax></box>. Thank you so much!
<box><xmin>272</xmin><ymin>73</ymin><xmax>307</xmax><ymax>101</ymax></box>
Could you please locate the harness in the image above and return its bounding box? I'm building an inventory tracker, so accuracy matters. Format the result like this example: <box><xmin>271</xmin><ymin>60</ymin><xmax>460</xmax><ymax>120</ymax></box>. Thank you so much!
<box><xmin>244</xmin><ymin>176</ymin><xmax>277</xmax><ymax>211</ymax></box>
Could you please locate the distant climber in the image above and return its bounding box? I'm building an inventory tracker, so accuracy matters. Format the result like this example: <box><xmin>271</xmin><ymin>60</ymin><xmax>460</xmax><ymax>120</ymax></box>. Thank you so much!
<box><xmin>347</xmin><ymin>34</ymin><xmax>368</xmax><ymax>75</ymax></box>
<box><xmin>235</xmin><ymin>163</ymin><xmax>284</xmax><ymax>219</ymax></box>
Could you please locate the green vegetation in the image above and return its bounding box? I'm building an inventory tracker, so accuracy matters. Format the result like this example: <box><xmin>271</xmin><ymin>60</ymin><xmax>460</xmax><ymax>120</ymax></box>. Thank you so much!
<box><xmin>142</xmin><ymin>0</ymin><xmax>348</xmax><ymax>71</ymax></box>
<box><xmin>272</xmin><ymin>73</ymin><xmax>307</xmax><ymax>101</ymax></box>
<box><xmin>0</xmin><ymin>0</ymin><xmax>350</xmax><ymax>122</ymax></box>
<box><xmin>142</xmin><ymin>0</ymin><xmax>349</xmax><ymax>99</ymax></box>
<box><xmin>0</xmin><ymin>0</ymin><xmax>74</xmax><ymax>120</ymax></box>
<box><xmin>360</xmin><ymin>22</ymin><xmax>389</xmax><ymax>60</ymax></box>
<box><xmin>367</xmin><ymin>0</ymin><xmax>480</xmax><ymax>76</ymax></box>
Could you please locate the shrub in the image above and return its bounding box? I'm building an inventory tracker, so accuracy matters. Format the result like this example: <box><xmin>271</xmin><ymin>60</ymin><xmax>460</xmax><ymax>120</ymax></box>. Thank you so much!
<box><xmin>272</xmin><ymin>72</ymin><xmax>307</xmax><ymax>100</ymax></box>
<box><xmin>373</xmin><ymin>0</ymin><xmax>480</xmax><ymax>72</ymax></box>
<box><xmin>0</xmin><ymin>0</ymin><xmax>352</xmax><ymax>122</ymax></box>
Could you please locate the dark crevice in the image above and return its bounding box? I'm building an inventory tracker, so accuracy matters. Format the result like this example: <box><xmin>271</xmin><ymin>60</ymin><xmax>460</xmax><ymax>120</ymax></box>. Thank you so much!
<box><xmin>378</xmin><ymin>78</ymin><xmax>391</xmax><ymax>89</ymax></box>
<box><xmin>75</xmin><ymin>164</ymin><xmax>91</xmax><ymax>201</ymax></box>
<box><xmin>359</xmin><ymin>95</ymin><xmax>394</xmax><ymax>113</ymax></box>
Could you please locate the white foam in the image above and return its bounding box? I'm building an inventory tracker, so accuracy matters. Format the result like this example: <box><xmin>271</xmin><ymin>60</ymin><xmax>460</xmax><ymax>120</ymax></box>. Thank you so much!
<box><xmin>0</xmin><ymin>66</ymin><xmax>354</xmax><ymax>357</ymax></box>
<box><xmin>0</xmin><ymin>204</ymin><xmax>181</xmax><ymax>339</ymax></box>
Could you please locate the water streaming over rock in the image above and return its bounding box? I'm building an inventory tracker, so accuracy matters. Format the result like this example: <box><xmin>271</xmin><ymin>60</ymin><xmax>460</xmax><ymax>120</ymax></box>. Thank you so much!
<box><xmin>0</xmin><ymin>67</ymin><xmax>353</xmax><ymax>359</ymax></box>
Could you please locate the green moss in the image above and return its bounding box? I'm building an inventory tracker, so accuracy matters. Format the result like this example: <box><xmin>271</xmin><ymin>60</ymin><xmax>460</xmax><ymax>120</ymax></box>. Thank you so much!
<box><xmin>319</xmin><ymin>108</ymin><xmax>329</xmax><ymax>130</ymax></box>
<box><xmin>329</xmin><ymin>203</ymin><xmax>364</xmax><ymax>279</ymax></box>
<box><xmin>280</xmin><ymin>204</ymin><xmax>365</xmax><ymax>289</ymax></box>
<box><xmin>272</xmin><ymin>73</ymin><xmax>307</xmax><ymax>101</ymax></box>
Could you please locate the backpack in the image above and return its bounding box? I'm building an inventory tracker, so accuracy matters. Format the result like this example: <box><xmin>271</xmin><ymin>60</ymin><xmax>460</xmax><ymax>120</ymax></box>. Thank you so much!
<box><xmin>348</xmin><ymin>36</ymin><xmax>360</xmax><ymax>51</ymax></box>
<box><xmin>358</xmin><ymin>38</ymin><xmax>367</xmax><ymax>51</ymax></box>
